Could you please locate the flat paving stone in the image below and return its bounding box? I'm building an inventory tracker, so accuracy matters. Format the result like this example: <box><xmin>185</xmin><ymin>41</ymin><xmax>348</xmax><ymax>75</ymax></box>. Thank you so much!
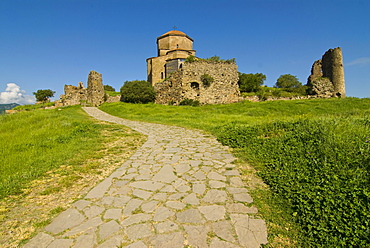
<box><xmin>121</xmin><ymin>213</ymin><xmax>151</xmax><ymax>226</ymax></box>
<box><xmin>47</xmin><ymin>239</ymin><xmax>74</xmax><ymax>248</ymax></box>
<box><xmin>150</xmin><ymin>232</ymin><xmax>184</xmax><ymax>248</ymax></box>
<box><xmin>63</xmin><ymin>217</ymin><xmax>102</xmax><ymax>237</ymax></box>
<box><xmin>202</xmin><ymin>189</ymin><xmax>228</xmax><ymax>203</ymax></box>
<box><xmin>129</xmin><ymin>181</ymin><xmax>164</xmax><ymax>191</ymax></box>
<box><xmin>183</xmin><ymin>224</ymin><xmax>210</xmax><ymax>248</ymax></box>
<box><xmin>125</xmin><ymin>223</ymin><xmax>152</xmax><ymax>240</ymax></box>
<box><xmin>45</xmin><ymin>208</ymin><xmax>85</xmax><ymax>234</ymax></box>
<box><xmin>192</xmin><ymin>183</ymin><xmax>206</xmax><ymax>195</ymax></box>
<box><xmin>73</xmin><ymin>232</ymin><xmax>96</xmax><ymax>248</ymax></box>
<box><xmin>24</xmin><ymin>107</ymin><xmax>267</xmax><ymax>248</ymax></box>
<box><xmin>155</xmin><ymin>220</ymin><xmax>179</xmax><ymax>233</ymax></box>
<box><xmin>182</xmin><ymin>192</ymin><xmax>200</xmax><ymax>205</ymax></box>
<box><xmin>104</xmin><ymin>208</ymin><xmax>122</xmax><ymax>220</ymax></box>
<box><xmin>132</xmin><ymin>189</ymin><xmax>152</xmax><ymax>200</ymax></box>
<box><xmin>72</xmin><ymin>199</ymin><xmax>92</xmax><ymax>210</ymax></box>
<box><xmin>153</xmin><ymin>206</ymin><xmax>175</xmax><ymax>221</ymax></box>
<box><xmin>84</xmin><ymin>205</ymin><xmax>105</xmax><ymax>219</ymax></box>
<box><xmin>212</xmin><ymin>220</ymin><xmax>236</xmax><ymax>243</ymax></box>
<box><xmin>124</xmin><ymin>240</ymin><xmax>148</xmax><ymax>248</ymax></box>
<box><xmin>198</xmin><ymin>205</ymin><xmax>226</xmax><ymax>221</ymax></box>
<box><xmin>99</xmin><ymin>220</ymin><xmax>121</xmax><ymax>239</ymax></box>
<box><xmin>176</xmin><ymin>209</ymin><xmax>205</xmax><ymax>223</ymax></box>
<box><xmin>23</xmin><ymin>232</ymin><xmax>54</xmax><ymax>248</ymax></box>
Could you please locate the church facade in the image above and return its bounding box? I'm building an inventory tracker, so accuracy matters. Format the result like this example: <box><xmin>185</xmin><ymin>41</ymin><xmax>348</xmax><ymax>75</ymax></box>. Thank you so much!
<box><xmin>146</xmin><ymin>30</ymin><xmax>196</xmax><ymax>84</ymax></box>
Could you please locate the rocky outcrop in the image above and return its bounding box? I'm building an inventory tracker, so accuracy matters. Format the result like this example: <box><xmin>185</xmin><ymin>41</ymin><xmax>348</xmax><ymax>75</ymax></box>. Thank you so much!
<box><xmin>307</xmin><ymin>47</ymin><xmax>345</xmax><ymax>98</ymax></box>
<box><xmin>154</xmin><ymin>61</ymin><xmax>240</xmax><ymax>105</ymax></box>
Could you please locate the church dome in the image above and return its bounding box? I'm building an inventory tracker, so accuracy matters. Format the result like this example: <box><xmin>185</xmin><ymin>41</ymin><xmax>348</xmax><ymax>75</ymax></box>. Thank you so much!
<box><xmin>162</xmin><ymin>30</ymin><xmax>187</xmax><ymax>36</ymax></box>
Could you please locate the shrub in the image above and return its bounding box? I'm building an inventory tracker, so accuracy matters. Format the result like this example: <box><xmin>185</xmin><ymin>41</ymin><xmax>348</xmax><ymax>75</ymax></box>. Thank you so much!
<box><xmin>104</xmin><ymin>85</ymin><xmax>116</xmax><ymax>92</ymax></box>
<box><xmin>179</xmin><ymin>98</ymin><xmax>200</xmax><ymax>106</ymax></box>
<box><xmin>120</xmin><ymin>80</ymin><xmax>156</xmax><ymax>104</ymax></box>
<box><xmin>200</xmin><ymin>74</ymin><xmax>214</xmax><ymax>87</ymax></box>
<box><xmin>275</xmin><ymin>74</ymin><xmax>302</xmax><ymax>89</ymax></box>
<box><xmin>238</xmin><ymin>72</ymin><xmax>266</xmax><ymax>93</ymax></box>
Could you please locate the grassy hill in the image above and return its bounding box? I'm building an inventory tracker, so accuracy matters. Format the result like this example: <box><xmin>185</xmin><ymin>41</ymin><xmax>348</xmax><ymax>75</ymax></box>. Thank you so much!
<box><xmin>0</xmin><ymin>105</ymin><xmax>145</xmax><ymax>246</ymax></box>
<box><xmin>100</xmin><ymin>97</ymin><xmax>370</xmax><ymax>247</ymax></box>
<box><xmin>1</xmin><ymin>98</ymin><xmax>369</xmax><ymax>247</ymax></box>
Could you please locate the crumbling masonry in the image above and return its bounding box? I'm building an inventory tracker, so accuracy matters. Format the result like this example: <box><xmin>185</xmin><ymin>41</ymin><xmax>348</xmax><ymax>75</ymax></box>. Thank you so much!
<box><xmin>154</xmin><ymin>60</ymin><xmax>240</xmax><ymax>105</ymax></box>
<box><xmin>58</xmin><ymin>71</ymin><xmax>106</xmax><ymax>107</ymax></box>
<box><xmin>307</xmin><ymin>47</ymin><xmax>346</xmax><ymax>98</ymax></box>
<box><xmin>147</xmin><ymin>30</ymin><xmax>240</xmax><ymax>105</ymax></box>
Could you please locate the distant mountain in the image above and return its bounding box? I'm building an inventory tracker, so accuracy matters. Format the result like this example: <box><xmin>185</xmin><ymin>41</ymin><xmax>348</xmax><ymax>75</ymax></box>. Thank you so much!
<box><xmin>0</xmin><ymin>103</ymin><xmax>19</xmax><ymax>114</ymax></box>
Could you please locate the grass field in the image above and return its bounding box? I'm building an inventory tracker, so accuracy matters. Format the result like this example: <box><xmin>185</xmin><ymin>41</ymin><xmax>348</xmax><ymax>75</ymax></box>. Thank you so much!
<box><xmin>100</xmin><ymin>97</ymin><xmax>370</xmax><ymax>247</ymax></box>
<box><xmin>0</xmin><ymin>105</ymin><xmax>145</xmax><ymax>246</ymax></box>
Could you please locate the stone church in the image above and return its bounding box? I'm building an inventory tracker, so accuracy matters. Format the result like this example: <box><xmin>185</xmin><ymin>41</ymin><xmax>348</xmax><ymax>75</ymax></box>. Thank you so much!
<box><xmin>146</xmin><ymin>30</ymin><xmax>196</xmax><ymax>85</ymax></box>
<box><xmin>147</xmin><ymin>30</ymin><xmax>240</xmax><ymax>105</ymax></box>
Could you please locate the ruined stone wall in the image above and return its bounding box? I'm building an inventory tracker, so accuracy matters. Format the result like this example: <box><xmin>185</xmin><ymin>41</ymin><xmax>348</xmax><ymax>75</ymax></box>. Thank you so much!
<box><xmin>308</xmin><ymin>47</ymin><xmax>345</xmax><ymax>98</ymax></box>
<box><xmin>322</xmin><ymin>47</ymin><xmax>345</xmax><ymax>97</ymax></box>
<box><xmin>87</xmin><ymin>71</ymin><xmax>105</xmax><ymax>106</ymax></box>
<box><xmin>60</xmin><ymin>71</ymin><xmax>106</xmax><ymax>107</ymax></box>
<box><xmin>154</xmin><ymin>61</ymin><xmax>240</xmax><ymax>105</ymax></box>
<box><xmin>60</xmin><ymin>83</ymin><xmax>87</xmax><ymax>106</ymax></box>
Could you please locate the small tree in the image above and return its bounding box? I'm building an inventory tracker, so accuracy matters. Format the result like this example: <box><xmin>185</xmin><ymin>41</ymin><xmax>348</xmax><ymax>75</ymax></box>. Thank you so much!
<box><xmin>238</xmin><ymin>72</ymin><xmax>266</xmax><ymax>92</ymax></box>
<box><xmin>274</xmin><ymin>74</ymin><xmax>302</xmax><ymax>89</ymax></box>
<box><xmin>120</xmin><ymin>80</ymin><xmax>156</xmax><ymax>103</ymax></box>
<box><xmin>104</xmin><ymin>85</ymin><xmax>116</xmax><ymax>92</ymax></box>
<box><xmin>33</xmin><ymin>89</ymin><xmax>55</xmax><ymax>102</ymax></box>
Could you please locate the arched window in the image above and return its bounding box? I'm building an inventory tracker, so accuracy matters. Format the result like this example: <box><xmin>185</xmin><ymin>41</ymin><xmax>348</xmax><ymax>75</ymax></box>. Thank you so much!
<box><xmin>176</xmin><ymin>44</ymin><xmax>179</xmax><ymax>48</ymax></box>
<box><xmin>161</xmin><ymin>72</ymin><xmax>164</xmax><ymax>79</ymax></box>
<box><xmin>179</xmin><ymin>63</ymin><xmax>183</xmax><ymax>69</ymax></box>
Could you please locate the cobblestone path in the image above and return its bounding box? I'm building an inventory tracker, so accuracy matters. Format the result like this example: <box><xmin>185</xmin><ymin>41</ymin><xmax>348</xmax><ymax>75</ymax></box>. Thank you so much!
<box><xmin>24</xmin><ymin>107</ymin><xmax>267</xmax><ymax>248</ymax></box>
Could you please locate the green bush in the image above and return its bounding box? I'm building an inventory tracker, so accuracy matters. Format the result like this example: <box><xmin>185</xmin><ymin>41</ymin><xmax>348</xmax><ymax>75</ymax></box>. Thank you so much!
<box><xmin>104</xmin><ymin>85</ymin><xmax>116</xmax><ymax>92</ymax></box>
<box><xmin>120</xmin><ymin>80</ymin><xmax>156</xmax><ymax>104</ymax></box>
<box><xmin>216</xmin><ymin>118</ymin><xmax>370</xmax><ymax>247</ymax></box>
<box><xmin>179</xmin><ymin>98</ymin><xmax>200</xmax><ymax>106</ymax></box>
<box><xmin>200</xmin><ymin>74</ymin><xmax>214</xmax><ymax>87</ymax></box>
<box><xmin>238</xmin><ymin>72</ymin><xmax>266</xmax><ymax>93</ymax></box>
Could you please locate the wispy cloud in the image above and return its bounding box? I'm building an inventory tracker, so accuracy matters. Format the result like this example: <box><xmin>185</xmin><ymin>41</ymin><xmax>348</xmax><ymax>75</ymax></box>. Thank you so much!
<box><xmin>346</xmin><ymin>57</ymin><xmax>370</xmax><ymax>66</ymax></box>
<box><xmin>0</xmin><ymin>83</ymin><xmax>35</xmax><ymax>105</ymax></box>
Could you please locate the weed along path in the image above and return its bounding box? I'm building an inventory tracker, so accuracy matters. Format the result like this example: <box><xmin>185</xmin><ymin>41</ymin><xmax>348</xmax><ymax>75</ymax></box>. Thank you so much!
<box><xmin>24</xmin><ymin>107</ymin><xmax>267</xmax><ymax>248</ymax></box>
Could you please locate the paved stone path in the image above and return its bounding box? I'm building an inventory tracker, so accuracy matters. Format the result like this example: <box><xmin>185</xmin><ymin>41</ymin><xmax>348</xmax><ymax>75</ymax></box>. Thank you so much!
<box><xmin>24</xmin><ymin>107</ymin><xmax>267</xmax><ymax>248</ymax></box>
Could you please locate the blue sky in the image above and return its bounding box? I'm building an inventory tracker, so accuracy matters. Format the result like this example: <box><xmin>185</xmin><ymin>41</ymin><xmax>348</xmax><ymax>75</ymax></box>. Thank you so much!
<box><xmin>1</xmin><ymin>0</ymin><xmax>369</xmax><ymax>104</ymax></box>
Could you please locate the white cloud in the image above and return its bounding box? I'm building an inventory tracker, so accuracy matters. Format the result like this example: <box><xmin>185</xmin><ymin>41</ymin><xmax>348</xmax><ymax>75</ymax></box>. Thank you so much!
<box><xmin>0</xmin><ymin>83</ymin><xmax>35</xmax><ymax>105</ymax></box>
<box><xmin>346</xmin><ymin>57</ymin><xmax>370</xmax><ymax>66</ymax></box>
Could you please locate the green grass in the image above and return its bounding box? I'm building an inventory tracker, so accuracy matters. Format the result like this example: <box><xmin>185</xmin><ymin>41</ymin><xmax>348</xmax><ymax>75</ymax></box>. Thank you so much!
<box><xmin>12</xmin><ymin>102</ymin><xmax>55</xmax><ymax>111</ymax></box>
<box><xmin>99</xmin><ymin>97</ymin><xmax>370</xmax><ymax>130</ymax></box>
<box><xmin>99</xmin><ymin>97</ymin><xmax>370</xmax><ymax>247</ymax></box>
<box><xmin>0</xmin><ymin>105</ymin><xmax>105</xmax><ymax>199</ymax></box>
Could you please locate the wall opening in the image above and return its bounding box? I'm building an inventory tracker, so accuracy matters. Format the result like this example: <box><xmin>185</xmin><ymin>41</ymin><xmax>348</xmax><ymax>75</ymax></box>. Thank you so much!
<box><xmin>190</xmin><ymin>82</ymin><xmax>200</xmax><ymax>90</ymax></box>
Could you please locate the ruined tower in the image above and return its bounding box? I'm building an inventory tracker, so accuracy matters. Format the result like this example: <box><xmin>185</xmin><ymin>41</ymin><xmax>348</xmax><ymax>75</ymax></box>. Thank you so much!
<box><xmin>308</xmin><ymin>47</ymin><xmax>345</xmax><ymax>98</ymax></box>
<box><xmin>146</xmin><ymin>30</ymin><xmax>196</xmax><ymax>85</ymax></box>
<box><xmin>87</xmin><ymin>70</ymin><xmax>105</xmax><ymax>106</ymax></box>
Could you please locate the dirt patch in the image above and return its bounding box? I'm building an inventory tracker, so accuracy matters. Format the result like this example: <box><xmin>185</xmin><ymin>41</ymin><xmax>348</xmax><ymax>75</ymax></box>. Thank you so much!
<box><xmin>0</xmin><ymin>121</ymin><xmax>146</xmax><ymax>247</ymax></box>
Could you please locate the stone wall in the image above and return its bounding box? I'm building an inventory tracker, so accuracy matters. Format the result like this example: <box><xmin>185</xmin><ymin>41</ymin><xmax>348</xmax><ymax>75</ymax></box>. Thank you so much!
<box><xmin>307</xmin><ymin>47</ymin><xmax>345</xmax><ymax>98</ymax></box>
<box><xmin>154</xmin><ymin>61</ymin><xmax>240</xmax><ymax>105</ymax></box>
<box><xmin>87</xmin><ymin>71</ymin><xmax>105</xmax><ymax>106</ymax></box>
<box><xmin>60</xmin><ymin>71</ymin><xmax>106</xmax><ymax>107</ymax></box>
